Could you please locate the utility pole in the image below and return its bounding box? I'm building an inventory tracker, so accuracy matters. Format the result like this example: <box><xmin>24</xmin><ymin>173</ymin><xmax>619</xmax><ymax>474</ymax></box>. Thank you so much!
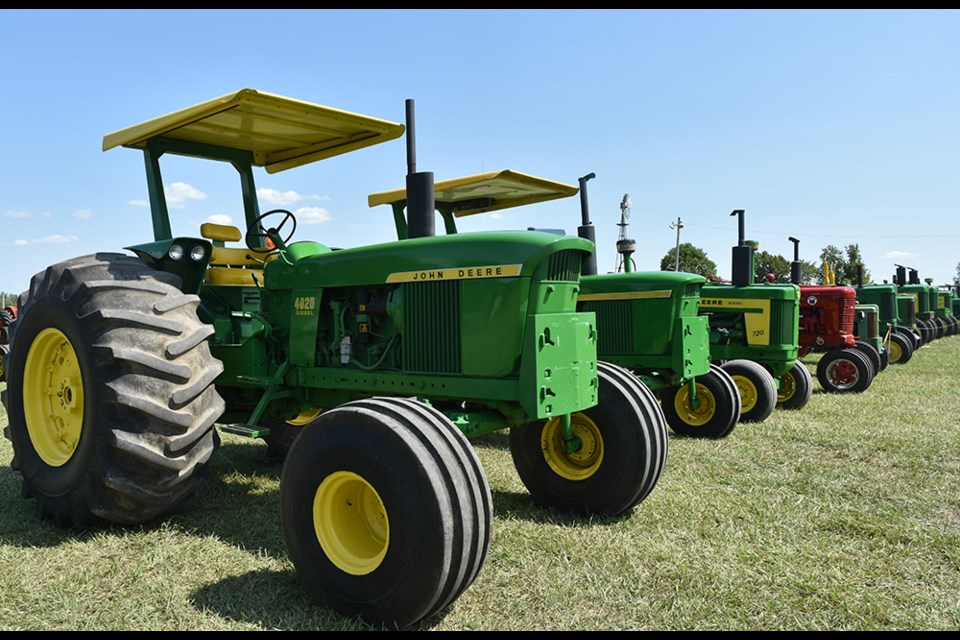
<box><xmin>669</xmin><ymin>217</ymin><xmax>683</xmax><ymax>271</ymax></box>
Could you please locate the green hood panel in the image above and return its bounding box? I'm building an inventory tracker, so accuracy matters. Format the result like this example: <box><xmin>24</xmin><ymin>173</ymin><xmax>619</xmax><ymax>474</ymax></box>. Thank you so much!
<box><xmin>266</xmin><ymin>231</ymin><xmax>594</xmax><ymax>288</ymax></box>
<box><xmin>580</xmin><ymin>271</ymin><xmax>705</xmax><ymax>297</ymax></box>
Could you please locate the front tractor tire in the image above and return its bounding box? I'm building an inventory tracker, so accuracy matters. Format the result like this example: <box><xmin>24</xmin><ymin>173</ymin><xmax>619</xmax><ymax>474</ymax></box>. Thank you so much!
<box><xmin>815</xmin><ymin>347</ymin><xmax>874</xmax><ymax>393</ymax></box>
<box><xmin>776</xmin><ymin>360</ymin><xmax>813</xmax><ymax>410</ymax></box>
<box><xmin>886</xmin><ymin>331</ymin><xmax>914</xmax><ymax>365</ymax></box>
<box><xmin>509</xmin><ymin>361</ymin><xmax>669</xmax><ymax>517</ymax></box>
<box><xmin>720</xmin><ymin>359</ymin><xmax>778</xmax><ymax>423</ymax></box>
<box><xmin>0</xmin><ymin>253</ymin><xmax>224</xmax><ymax>529</ymax></box>
<box><xmin>280</xmin><ymin>397</ymin><xmax>492</xmax><ymax>630</ymax></box>
<box><xmin>660</xmin><ymin>364</ymin><xmax>741</xmax><ymax>438</ymax></box>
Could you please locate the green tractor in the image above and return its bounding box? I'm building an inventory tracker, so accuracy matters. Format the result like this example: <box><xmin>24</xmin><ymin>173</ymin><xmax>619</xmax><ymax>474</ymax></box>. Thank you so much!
<box><xmin>368</xmin><ymin>171</ymin><xmax>741</xmax><ymax>439</ymax></box>
<box><xmin>0</xmin><ymin>90</ymin><xmax>669</xmax><ymax>629</ymax></box>
<box><xmin>699</xmin><ymin>211</ymin><xmax>807</xmax><ymax>420</ymax></box>
<box><xmin>929</xmin><ymin>278</ymin><xmax>959</xmax><ymax>336</ymax></box>
<box><xmin>852</xmin><ymin>267</ymin><xmax>913</xmax><ymax>365</ymax></box>
<box><xmin>574</xmin><ymin>177</ymin><xmax>741</xmax><ymax>438</ymax></box>
<box><xmin>942</xmin><ymin>284</ymin><xmax>960</xmax><ymax>324</ymax></box>
<box><xmin>895</xmin><ymin>265</ymin><xmax>943</xmax><ymax>343</ymax></box>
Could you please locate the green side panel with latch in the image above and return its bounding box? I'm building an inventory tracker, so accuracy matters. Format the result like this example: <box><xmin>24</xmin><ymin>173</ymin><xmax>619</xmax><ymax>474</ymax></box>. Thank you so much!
<box><xmin>519</xmin><ymin>311</ymin><xmax>598</xmax><ymax>420</ymax></box>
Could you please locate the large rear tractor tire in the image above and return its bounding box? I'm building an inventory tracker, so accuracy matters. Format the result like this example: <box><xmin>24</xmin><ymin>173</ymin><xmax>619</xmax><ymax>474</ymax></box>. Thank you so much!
<box><xmin>886</xmin><ymin>331</ymin><xmax>914</xmax><ymax>365</ymax></box>
<box><xmin>509</xmin><ymin>361</ymin><xmax>668</xmax><ymax>517</ymax></box>
<box><xmin>0</xmin><ymin>253</ymin><xmax>224</xmax><ymax>529</ymax></box>
<box><xmin>776</xmin><ymin>360</ymin><xmax>813</xmax><ymax>410</ymax></box>
<box><xmin>280</xmin><ymin>397</ymin><xmax>492</xmax><ymax>630</ymax></box>
<box><xmin>660</xmin><ymin>364</ymin><xmax>741</xmax><ymax>438</ymax></box>
<box><xmin>720</xmin><ymin>359</ymin><xmax>778</xmax><ymax>423</ymax></box>
<box><xmin>815</xmin><ymin>347</ymin><xmax>874</xmax><ymax>393</ymax></box>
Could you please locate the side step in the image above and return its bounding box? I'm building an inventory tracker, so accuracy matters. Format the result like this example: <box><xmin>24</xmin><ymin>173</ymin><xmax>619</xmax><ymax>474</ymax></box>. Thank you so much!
<box><xmin>218</xmin><ymin>424</ymin><xmax>271</xmax><ymax>438</ymax></box>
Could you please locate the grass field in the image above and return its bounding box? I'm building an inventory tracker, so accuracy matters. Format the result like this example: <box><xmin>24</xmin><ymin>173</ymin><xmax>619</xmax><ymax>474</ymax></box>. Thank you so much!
<box><xmin>1</xmin><ymin>337</ymin><xmax>958</xmax><ymax>630</ymax></box>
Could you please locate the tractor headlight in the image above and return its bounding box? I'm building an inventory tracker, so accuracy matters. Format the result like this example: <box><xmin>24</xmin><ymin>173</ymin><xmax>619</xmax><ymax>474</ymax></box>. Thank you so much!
<box><xmin>189</xmin><ymin>244</ymin><xmax>206</xmax><ymax>261</ymax></box>
<box><xmin>168</xmin><ymin>244</ymin><xmax>185</xmax><ymax>261</ymax></box>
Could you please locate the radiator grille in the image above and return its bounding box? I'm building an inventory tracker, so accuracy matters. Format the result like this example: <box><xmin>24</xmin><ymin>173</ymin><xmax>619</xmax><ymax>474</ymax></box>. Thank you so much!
<box><xmin>580</xmin><ymin>299</ymin><xmax>634</xmax><ymax>354</ymax></box>
<box><xmin>402</xmin><ymin>280</ymin><xmax>461</xmax><ymax>373</ymax></box>
<box><xmin>547</xmin><ymin>250</ymin><xmax>582</xmax><ymax>282</ymax></box>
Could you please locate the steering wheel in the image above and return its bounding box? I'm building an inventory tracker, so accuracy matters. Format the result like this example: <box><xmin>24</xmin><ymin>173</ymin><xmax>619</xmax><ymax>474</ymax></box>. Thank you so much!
<box><xmin>246</xmin><ymin>209</ymin><xmax>297</xmax><ymax>254</ymax></box>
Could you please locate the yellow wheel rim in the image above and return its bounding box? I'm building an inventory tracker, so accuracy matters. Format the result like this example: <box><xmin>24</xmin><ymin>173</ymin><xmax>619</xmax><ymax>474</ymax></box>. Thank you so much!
<box><xmin>731</xmin><ymin>375</ymin><xmax>758</xmax><ymax>413</ymax></box>
<box><xmin>888</xmin><ymin>340</ymin><xmax>902</xmax><ymax>363</ymax></box>
<box><xmin>672</xmin><ymin>383</ymin><xmax>717</xmax><ymax>427</ymax></box>
<box><xmin>540</xmin><ymin>412</ymin><xmax>604</xmax><ymax>481</ymax></box>
<box><xmin>23</xmin><ymin>328</ymin><xmax>84</xmax><ymax>467</ymax></box>
<box><xmin>287</xmin><ymin>407</ymin><xmax>323</xmax><ymax>426</ymax></box>
<box><xmin>777</xmin><ymin>371</ymin><xmax>796</xmax><ymax>403</ymax></box>
<box><xmin>313</xmin><ymin>470</ymin><xmax>388</xmax><ymax>576</ymax></box>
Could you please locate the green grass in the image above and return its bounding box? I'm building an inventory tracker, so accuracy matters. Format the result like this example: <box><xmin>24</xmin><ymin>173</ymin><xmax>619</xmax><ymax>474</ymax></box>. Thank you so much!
<box><xmin>1</xmin><ymin>338</ymin><xmax>959</xmax><ymax>630</ymax></box>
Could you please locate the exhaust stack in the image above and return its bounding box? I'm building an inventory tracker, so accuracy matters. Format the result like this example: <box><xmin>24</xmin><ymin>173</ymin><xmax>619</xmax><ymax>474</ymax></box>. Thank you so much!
<box><xmin>730</xmin><ymin>209</ymin><xmax>754</xmax><ymax>287</ymax></box>
<box><xmin>404</xmin><ymin>99</ymin><xmax>435</xmax><ymax>239</ymax></box>
<box><xmin>577</xmin><ymin>172</ymin><xmax>598</xmax><ymax>275</ymax></box>
<box><xmin>788</xmin><ymin>236</ymin><xmax>801</xmax><ymax>285</ymax></box>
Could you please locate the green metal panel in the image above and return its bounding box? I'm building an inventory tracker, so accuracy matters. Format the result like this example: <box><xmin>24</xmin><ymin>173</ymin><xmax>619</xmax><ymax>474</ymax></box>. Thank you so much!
<box><xmin>519</xmin><ymin>312</ymin><xmax>598</xmax><ymax>420</ymax></box>
<box><xmin>461</xmin><ymin>278</ymin><xmax>526</xmax><ymax>377</ymax></box>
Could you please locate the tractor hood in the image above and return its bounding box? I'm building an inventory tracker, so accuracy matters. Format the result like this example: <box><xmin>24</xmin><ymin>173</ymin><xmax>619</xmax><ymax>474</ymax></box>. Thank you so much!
<box><xmin>579</xmin><ymin>271</ymin><xmax>705</xmax><ymax>300</ymax></box>
<box><xmin>266</xmin><ymin>230</ymin><xmax>594</xmax><ymax>288</ymax></box>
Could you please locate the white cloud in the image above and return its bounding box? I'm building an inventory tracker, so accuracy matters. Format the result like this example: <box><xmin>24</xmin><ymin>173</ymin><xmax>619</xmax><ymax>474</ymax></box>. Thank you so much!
<box><xmin>885</xmin><ymin>250</ymin><xmax>919</xmax><ymax>259</ymax></box>
<box><xmin>72</xmin><ymin>209</ymin><xmax>93</xmax><ymax>219</ymax></box>
<box><xmin>4</xmin><ymin>210</ymin><xmax>32</xmax><ymax>218</ymax></box>
<box><xmin>205</xmin><ymin>214</ymin><xmax>233</xmax><ymax>225</ymax></box>
<box><xmin>129</xmin><ymin>199</ymin><xmax>149</xmax><ymax>207</ymax></box>
<box><xmin>296</xmin><ymin>206</ymin><xmax>333</xmax><ymax>224</ymax></box>
<box><xmin>165</xmin><ymin>182</ymin><xmax>208</xmax><ymax>208</ymax></box>
<box><xmin>490</xmin><ymin>213</ymin><xmax>503</xmax><ymax>220</ymax></box>
<box><xmin>258</xmin><ymin>188</ymin><xmax>303</xmax><ymax>206</ymax></box>
<box><xmin>13</xmin><ymin>239</ymin><xmax>29</xmax><ymax>246</ymax></box>
<box><xmin>34</xmin><ymin>235</ymin><xmax>79</xmax><ymax>244</ymax></box>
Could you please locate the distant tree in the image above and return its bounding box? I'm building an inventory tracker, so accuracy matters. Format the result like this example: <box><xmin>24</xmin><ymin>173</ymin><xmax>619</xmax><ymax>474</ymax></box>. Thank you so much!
<box><xmin>660</xmin><ymin>243</ymin><xmax>717</xmax><ymax>278</ymax></box>
<box><xmin>954</xmin><ymin>262</ymin><xmax>960</xmax><ymax>287</ymax></box>
<box><xmin>0</xmin><ymin>291</ymin><xmax>17</xmax><ymax>307</ymax></box>
<box><xmin>753</xmin><ymin>251</ymin><xmax>791</xmax><ymax>283</ymax></box>
<box><xmin>749</xmin><ymin>251</ymin><xmax>820</xmax><ymax>285</ymax></box>
<box><xmin>800</xmin><ymin>261</ymin><xmax>821</xmax><ymax>285</ymax></box>
<box><xmin>817</xmin><ymin>243</ymin><xmax>869</xmax><ymax>285</ymax></box>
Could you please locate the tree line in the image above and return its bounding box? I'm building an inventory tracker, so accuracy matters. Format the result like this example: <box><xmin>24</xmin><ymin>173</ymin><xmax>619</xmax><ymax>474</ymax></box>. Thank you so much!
<box><xmin>655</xmin><ymin>242</ymin><xmax>883</xmax><ymax>285</ymax></box>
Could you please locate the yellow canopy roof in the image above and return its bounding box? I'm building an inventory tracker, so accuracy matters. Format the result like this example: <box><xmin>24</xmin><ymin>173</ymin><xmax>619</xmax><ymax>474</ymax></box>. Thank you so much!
<box><xmin>102</xmin><ymin>88</ymin><xmax>405</xmax><ymax>174</ymax></box>
<box><xmin>367</xmin><ymin>169</ymin><xmax>578</xmax><ymax>217</ymax></box>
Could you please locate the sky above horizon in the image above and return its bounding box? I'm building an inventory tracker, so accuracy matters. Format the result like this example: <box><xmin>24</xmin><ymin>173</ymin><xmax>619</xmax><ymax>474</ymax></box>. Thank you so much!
<box><xmin>2</xmin><ymin>8</ymin><xmax>959</xmax><ymax>295</ymax></box>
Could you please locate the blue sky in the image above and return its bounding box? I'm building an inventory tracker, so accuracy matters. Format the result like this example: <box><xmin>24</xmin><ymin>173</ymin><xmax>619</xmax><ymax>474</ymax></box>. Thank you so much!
<box><xmin>2</xmin><ymin>8</ymin><xmax>959</xmax><ymax>295</ymax></box>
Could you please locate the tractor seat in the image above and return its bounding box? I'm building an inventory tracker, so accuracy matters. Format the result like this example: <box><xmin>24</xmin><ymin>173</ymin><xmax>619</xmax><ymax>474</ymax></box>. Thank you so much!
<box><xmin>200</xmin><ymin>222</ymin><xmax>265</xmax><ymax>286</ymax></box>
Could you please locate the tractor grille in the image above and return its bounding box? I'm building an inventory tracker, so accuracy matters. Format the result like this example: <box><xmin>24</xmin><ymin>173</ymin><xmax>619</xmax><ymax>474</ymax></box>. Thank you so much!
<box><xmin>580</xmin><ymin>299</ymin><xmax>634</xmax><ymax>354</ymax></box>
<box><xmin>866</xmin><ymin>310</ymin><xmax>878</xmax><ymax>338</ymax></box>
<box><xmin>880</xmin><ymin>294</ymin><xmax>896</xmax><ymax>322</ymax></box>
<box><xmin>770</xmin><ymin>299</ymin><xmax>795</xmax><ymax>344</ymax></box>
<box><xmin>402</xmin><ymin>280</ymin><xmax>462</xmax><ymax>374</ymax></box>
<box><xmin>840</xmin><ymin>297</ymin><xmax>856</xmax><ymax>330</ymax></box>
<box><xmin>547</xmin><ymin>250</ymin><xmax>583</xmax><ymax>282</ymax></box>
<box><xmin>905</xmin><ymin>300</ymin><xmax>916</xmax><ymax>324</ymax></box>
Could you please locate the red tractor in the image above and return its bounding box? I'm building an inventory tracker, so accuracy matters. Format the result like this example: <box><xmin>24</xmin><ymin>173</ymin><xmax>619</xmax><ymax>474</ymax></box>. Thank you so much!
<box><xmin>0</xmin><ymin>304</ymin><xmax>17</xmax><ymax>381</ymax></box>
<box><xmin>789</xmin><ymin>238</ymin><xmax>874</xmax><ymax>393</ymax></box>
